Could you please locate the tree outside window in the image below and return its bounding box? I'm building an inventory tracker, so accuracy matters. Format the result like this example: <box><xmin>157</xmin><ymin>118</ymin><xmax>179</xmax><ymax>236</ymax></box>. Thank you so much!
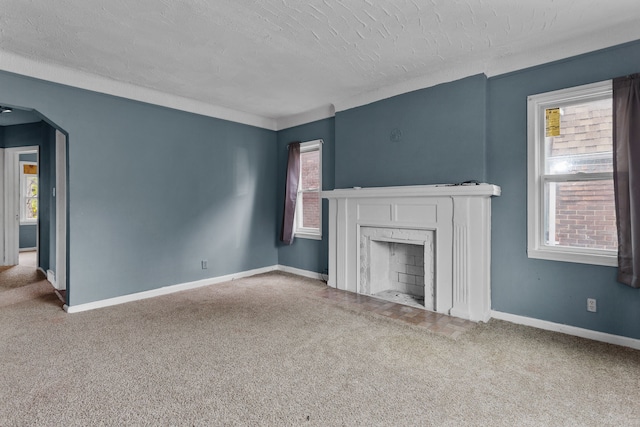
<box><xmin>20</xmin><ymin>162</ymin><xmax>38</xmax><ymax>224</ymax></box>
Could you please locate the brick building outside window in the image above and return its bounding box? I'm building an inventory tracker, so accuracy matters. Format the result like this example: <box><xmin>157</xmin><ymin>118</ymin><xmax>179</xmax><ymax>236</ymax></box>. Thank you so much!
<box><xmin>295</xmin><ymin>139</ymin><xmax>322</xmax><ymax>239</ymax></box>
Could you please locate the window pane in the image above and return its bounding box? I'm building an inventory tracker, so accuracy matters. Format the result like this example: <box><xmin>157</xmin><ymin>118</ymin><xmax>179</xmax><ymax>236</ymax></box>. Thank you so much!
<box><xmin>544</xmin><ymin>180</ymin><xmax>617</xmax><ymax>250</ymax></box>
<box><xmin>301</xmin><ymin>192</ymin><xmax>320</xmax><ymax>229</ymax></box>
<box><xmin>25</xmin><ymin>197</ymin><xmax>38</xmax><ymax>220</ymax></box>
<box><xmin>27</xmin><ymin>176</ymin><xmax>38</xmax><ymax>197</ymax></box>
<box><xmin>545</xmin><ymin>98</ymin><xmax>612</xmax><ymax>174</ymax></box>
<box><xmin>300</xmin><ymin>150</ymin><xmax>319</xmax><ymax>191</ymax></box>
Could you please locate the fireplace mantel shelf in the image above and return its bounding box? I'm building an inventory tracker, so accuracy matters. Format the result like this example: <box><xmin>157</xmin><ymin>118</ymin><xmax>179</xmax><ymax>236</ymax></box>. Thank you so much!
<box><xmin>322</xmin><ymin>182</ymin><xmax>501</xmax><ymax>322</ymax></box>
<box><xmin>321</xmin><ymin>183</ymin><xmax>501</xmax><ymax>199</ymax></box>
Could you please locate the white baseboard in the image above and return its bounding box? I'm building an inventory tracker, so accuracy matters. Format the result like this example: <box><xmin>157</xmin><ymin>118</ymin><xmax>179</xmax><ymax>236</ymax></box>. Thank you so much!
<box><xmin>60</xmin><ymin>266</ymin><xmax>639</xmax><ymax>351</ymax></box>
<box><xmin>19</xmin><ymin>247</ymin><xmax>37</xmax><ymax>252</ymax></box>
<box><xmin>491</xmin><ymin>310</ymin><xmax>640</xmax><ymax>351</ymax></box>
<box><xmin>64</xmin><ymin>265</ymin><xmax>279</xmax><ymax>314</ymax></box>
<box><xmin>63</xmin><ymin>264</ymin><xmax>327</xmax><ymax>314</ymax></box>
<box><xmin>47</xmin><ymin>269</ymin><xmax>56</xmax><ymax>287</ymax></box>
<box><xmin>276</xmin><ymin>264</ymin><xmax>325</xmax><ymax>281</ymax></box>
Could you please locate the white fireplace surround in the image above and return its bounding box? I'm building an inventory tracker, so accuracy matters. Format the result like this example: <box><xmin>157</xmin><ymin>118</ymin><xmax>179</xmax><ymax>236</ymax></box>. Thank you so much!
<box><xmin>322</xmin><ymin>184</ymin><xmax>501</xmax><ymax>322</ymax></box>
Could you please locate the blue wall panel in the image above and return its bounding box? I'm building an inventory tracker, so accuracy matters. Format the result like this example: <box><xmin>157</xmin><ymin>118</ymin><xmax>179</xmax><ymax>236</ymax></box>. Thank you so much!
<box><xmin>19</xmin><ymin>225</ymin><xmax>37</xmax><ymax>249</ymax></box>
<box><xmin>335</xmin><ymin>74</ymin><xmax>487</xmax><ymax>188</ymax></box>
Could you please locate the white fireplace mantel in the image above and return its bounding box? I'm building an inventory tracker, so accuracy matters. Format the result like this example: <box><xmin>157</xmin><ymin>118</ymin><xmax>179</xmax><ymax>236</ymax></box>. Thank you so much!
<box><xmin>321</xmin><ymin>183</ymin><xmax>501</xmax><ymax>322</ymax></box>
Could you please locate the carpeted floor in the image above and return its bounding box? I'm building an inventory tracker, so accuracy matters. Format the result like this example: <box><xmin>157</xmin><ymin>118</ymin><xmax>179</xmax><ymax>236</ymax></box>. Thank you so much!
<box><xmin>0</xmin><ymin>262</ymin><xmax>51</xmax><ymax>309</ymax></box>
<box><xmin>1</xmin><ymin>271</ymin><xmax>639</xmax><ymax>426</ymax></box>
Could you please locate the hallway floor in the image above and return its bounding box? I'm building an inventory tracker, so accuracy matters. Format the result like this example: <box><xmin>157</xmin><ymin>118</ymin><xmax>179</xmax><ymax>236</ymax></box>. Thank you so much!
<box><xmin>19</xmin><ymin>250</ymin><xmax>37</xmax><ymax>267</ymax></box>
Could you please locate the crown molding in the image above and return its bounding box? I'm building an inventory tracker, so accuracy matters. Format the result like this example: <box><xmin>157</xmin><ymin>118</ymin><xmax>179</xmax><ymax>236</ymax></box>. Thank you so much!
<box><xmin>3</xmin><ymin>27</ymin><xmax>639</xmax><ymax>132</ymax></box>
<box><xmin>0</xmin><ymin>50</ymin><xmax>278</xmax><ymax>131</ymax></box>
<box><xmin>275</xmin><ymin>104</ymin><xmax>335</xmax><ymax>130</ymax></box>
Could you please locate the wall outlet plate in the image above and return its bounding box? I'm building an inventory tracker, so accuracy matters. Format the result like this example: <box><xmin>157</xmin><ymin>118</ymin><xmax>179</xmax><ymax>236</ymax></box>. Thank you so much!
<box><xmin>201</xmin><ymin>260</ymin><xmax>208</xmax><ymax>269</ymax></box>
<box><xmin>587</xmin><ymin>298</ymin><xmax>597</xmax><ymax>312</ymax></box>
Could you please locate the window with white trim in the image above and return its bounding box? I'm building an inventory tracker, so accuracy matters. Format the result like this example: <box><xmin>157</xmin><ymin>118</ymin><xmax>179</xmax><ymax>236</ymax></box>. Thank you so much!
<box><xmin>295</xmin><ymin>139</ymin><xmax>322</xmax><ymax>239</ymax></box>
<box><xmin>527</xmin><ymin>81</ymin><xmax>617</xmax><ymax>266</ymax></box>
<box><xmin>20</xmin><ymin>161</ymin><xmax>38</xmax><ymax>224</ymax></box>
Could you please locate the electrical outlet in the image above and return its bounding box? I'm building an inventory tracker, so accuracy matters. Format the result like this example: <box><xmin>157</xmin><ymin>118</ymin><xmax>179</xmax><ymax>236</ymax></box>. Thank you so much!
<box><xmin>201</xmin><ymin>260</ymin><xmax>208</xmax><ymax>269</ymax></box>
<box><xmin>587</xmin><ymin>298</ymin><xmax>597</xmax><ymax>313</ymax></box>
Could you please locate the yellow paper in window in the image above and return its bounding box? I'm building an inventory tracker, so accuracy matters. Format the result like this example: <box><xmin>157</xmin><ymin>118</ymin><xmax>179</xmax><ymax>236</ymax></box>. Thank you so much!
<box><xmin>23</xmin><ymin>164</ymin><xmax>37</xmax><ymax>174</ymax></box>
<box><xmin>545</xmin><ymin>108</ymin><xmax>560</xmax><ymax>137</ymax></box>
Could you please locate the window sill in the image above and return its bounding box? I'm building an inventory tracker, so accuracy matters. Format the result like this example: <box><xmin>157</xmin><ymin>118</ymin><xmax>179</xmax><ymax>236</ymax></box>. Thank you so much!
<box><xmin>528</xmin><ymin>247</ymin><xmax>618</xmax><ymax>267</ymax></box>
<box><xmin>295</xmin><ymin>231</ymin><xmax>322</xmax><ymax>241</ymax></box>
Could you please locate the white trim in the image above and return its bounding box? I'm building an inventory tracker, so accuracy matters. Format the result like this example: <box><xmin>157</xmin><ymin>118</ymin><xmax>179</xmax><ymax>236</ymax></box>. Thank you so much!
<box><xmin>276</xmin><ymin>105</ymin><xmax>335</xmax><ymax>131</ymax></box>
<box><xmin>0</xmin><ymin>49</ymin><xmax>278</xmax><ymax>131</ymax></box>
<box><xmin>276</xmin><ymin>264</ymin><xmax>324</xmax><ymax>280</ymax></box>
<box><xmin>491</xmin><ymin>310</ymin><xmax>640</xmax><ymax>351</ymax></box>
<box><xmin>64</xmin><ymin>265</ymin><xmax>279</xmax><ymax>313</ymax></box>
<box><xmin>295</xmin><ymin>139</ymin><xmax>323</xmax><ymax>239</ymax></box>
<box><xmin>294</xmin><ymin>231</ymin><xmax>322</xmax><ymax>241</ymax></box>
<box><xmin>54</xmin><ymin>130</ymin><xmax>67</xmax><ymax>291</ymax></box>
<box><xmin>47</xmin><ymin>269</ymin><xmax>56</xmax><ymax>287</ymax></box>
<box><xmin>62</xmin><ymin>264</ymin><xmax>327</xmax><ymax>313</ymax></box>
<box><xmin>322</xmin><ymin>183</ymin><xmax>501</xmax><ymax>200</ymax></box>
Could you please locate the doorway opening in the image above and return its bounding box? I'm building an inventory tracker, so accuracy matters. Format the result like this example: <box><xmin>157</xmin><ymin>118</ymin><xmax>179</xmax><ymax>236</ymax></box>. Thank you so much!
<box><xmin>1</xmin><ymin>104</ymin><xmax>69</xmax><ymax>303</ymax></box>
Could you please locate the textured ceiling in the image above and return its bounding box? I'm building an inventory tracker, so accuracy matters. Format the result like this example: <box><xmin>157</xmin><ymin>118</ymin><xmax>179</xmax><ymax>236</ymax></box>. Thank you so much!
<box><xmin>1</xmin><ymin>0</ymin><xmax>640</xmax><ymax>129</ymax></box>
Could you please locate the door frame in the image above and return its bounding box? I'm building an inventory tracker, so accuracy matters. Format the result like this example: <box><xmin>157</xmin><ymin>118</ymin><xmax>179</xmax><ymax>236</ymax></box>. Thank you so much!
<box><xmin>54</xmin><ymin>130</ymin><xmax>67</xmax><ymax>291</ymax></box>
<box><xmin>2</xmin><ymin>146</ymin><xmax>39</xmax><ymax>266</ymax></box>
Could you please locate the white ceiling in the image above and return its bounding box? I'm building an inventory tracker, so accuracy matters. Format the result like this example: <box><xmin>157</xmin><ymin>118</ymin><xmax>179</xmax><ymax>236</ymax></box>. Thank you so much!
<box><xmin>1</xmin><ymin>0</ymin><xmax>640</xmax><ymax>130</ymax></box>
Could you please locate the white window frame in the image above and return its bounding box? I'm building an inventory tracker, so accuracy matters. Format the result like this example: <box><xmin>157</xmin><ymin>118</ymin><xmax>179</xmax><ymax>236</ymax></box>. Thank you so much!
<box><xmin>19</xmin><ymin>160</ymin><xmax>38</xmax><ymax>225</ymax></box>
<box><xmin>527</xmin><ymin>80</ymin><xmax>617</xmax><ymax>267</ymax></box>
<box><xmin>295</xmin><ymin>139</ymin><xmax>322</xmax><ymax>240</ymax></box>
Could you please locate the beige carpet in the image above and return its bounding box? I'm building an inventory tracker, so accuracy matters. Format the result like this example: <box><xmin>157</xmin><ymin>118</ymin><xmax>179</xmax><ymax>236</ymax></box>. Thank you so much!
<box><xmin>1</xmin><ymin>272</ymin><xmax>639</xmax><ymax>426</ymax></box>
<box><xmin>0</xmin><ymin>263</ymin><xmax>52</xmax><ymax>309</ymax></box>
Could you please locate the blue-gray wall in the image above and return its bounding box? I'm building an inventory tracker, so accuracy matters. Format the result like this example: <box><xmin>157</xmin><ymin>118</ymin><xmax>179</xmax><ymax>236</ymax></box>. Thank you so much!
<box><xmin>487</xmin><ymin>41</ymin><xmax>640</xmax><ymax>340</ymax></box>
<box><xmin>18</xmin><ymin>152</ymin><xmax>38</xmax><ymax>249</ymax></box>
<box><xmin>19</xmin><ymin>225</ymin><xmax>36</xmax><ymax>249</ymax></box>
<box><xmin>0</xmin><ymin>70</ymin><xmax>278</xmax><ymax>306</ymax></box>
<box><xmin>335</xmin><ymin>74</ymin><xmax>487</xmax><ymax>188</ymax></box>
<box><xmin>276</xmin><ymin>118</ymin><xmax>335</xmax><ymax>275</ymax></box>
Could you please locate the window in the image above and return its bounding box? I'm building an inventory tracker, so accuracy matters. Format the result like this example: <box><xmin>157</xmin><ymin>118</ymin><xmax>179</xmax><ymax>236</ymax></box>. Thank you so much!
<box><xmin>527</xmin><ymin>80</ymin><xmax>617</xmax><ymax>266</ymax></box>
<box><xmin>20</xmin><ymin>161</ymin><xmax>38</xmax><ymax>224</ymax></box>
<box><xmin>295</xmin><ymin>139</ymin><xmax>322</xmax><ymax>239</ymax></box>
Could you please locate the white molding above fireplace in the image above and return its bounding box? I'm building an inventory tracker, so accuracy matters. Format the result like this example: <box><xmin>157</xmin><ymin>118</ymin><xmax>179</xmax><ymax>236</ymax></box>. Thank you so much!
<box><xmin>322</xmin><ymin>183</ymin><xmax>501</xmax><ymax>322</ymax></box>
